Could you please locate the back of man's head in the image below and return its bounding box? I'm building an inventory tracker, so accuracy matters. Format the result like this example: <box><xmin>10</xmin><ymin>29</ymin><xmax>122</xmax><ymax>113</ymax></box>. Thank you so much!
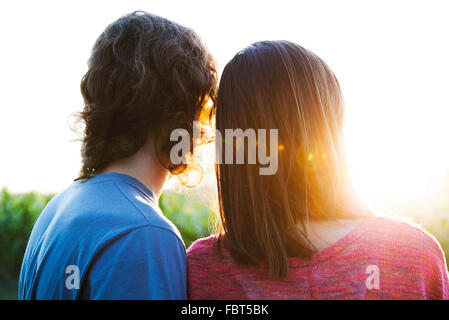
<box><xmin>77</xmin><ymin>11</ymin><xmax>217</xmax><ymax>180</ymax></box>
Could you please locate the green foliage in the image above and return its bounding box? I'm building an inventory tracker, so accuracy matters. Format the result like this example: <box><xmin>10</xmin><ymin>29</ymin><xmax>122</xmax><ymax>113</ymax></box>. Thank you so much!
<box><xmin>0</xmin><ymin>188</ymin><xmax>53</xmax><ymax>279</ymax></box>
<box><xmin>159</xmin><ymin>191</ymin><xmax>214</xmax><ymax>248</ymax></box>
<box><xmin>0</xmin><ymin>278</ymin><xmax>18</xmax><ymax>300</ymax></box>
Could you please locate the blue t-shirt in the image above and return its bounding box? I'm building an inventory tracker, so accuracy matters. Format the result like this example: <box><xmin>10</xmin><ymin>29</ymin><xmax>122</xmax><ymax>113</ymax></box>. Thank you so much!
<box><xmin>18</xmin><ymin>173</ymin><xmax>187</xmax><ymax>299</ymax></box>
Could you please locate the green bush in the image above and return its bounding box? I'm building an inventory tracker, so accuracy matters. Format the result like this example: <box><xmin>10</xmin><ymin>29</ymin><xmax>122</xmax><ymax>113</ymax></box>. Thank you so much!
<box><xmin>159</xmin><ymin>191</ymin><xmax>214</xmax><ymax>248</ymax></box>
<box><xmin>0</xmin><ymin>188</ymin><xmax>53</xmax><ymax>279</ymax></box>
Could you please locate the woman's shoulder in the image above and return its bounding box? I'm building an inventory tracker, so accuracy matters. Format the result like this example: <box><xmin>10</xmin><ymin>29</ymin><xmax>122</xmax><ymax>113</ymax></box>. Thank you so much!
<box><xmin>187</xmin><ymin>234</ymin><xmax>221</xmax><ymax>259</ymax></box>
<box><xmin>369</xmin><ymin>216</ymin><xmax>438</xmax><ymax>243</ymax></box>
<box><xmin>366</xmin><ymin>215</ymin><xmax>446</xmax><ymax>264</ymax></box>
<box><xmin>186</xmin><ymin>234</ymin><xmax>234</xmax><ymax>279</ymax></box>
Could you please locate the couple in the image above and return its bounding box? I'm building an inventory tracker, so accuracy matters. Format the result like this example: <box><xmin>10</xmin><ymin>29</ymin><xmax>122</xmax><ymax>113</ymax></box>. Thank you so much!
<box><xmin>19</xmin><ymin>11</ymin><xmax>449</xmax><ymax>300</ymax></box>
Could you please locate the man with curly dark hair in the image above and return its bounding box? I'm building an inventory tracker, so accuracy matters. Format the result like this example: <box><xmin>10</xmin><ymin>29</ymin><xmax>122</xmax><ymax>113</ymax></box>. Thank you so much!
<box><xmin>19</xmin><ymin>11</ymin><xmax>217</xmax><ymax>299</ymax></box>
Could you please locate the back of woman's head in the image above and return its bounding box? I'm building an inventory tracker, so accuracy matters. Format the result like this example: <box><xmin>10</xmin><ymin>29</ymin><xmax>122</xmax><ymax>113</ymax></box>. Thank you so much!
<box><xmin>216</xmin><ymin>40</ymin><xmax>369</xmax><ymax>278</ymax></box>
<box><xmin>77</xmin><ymin>11</ymin><xmax>217</xmax><ymax>180</ymax></box>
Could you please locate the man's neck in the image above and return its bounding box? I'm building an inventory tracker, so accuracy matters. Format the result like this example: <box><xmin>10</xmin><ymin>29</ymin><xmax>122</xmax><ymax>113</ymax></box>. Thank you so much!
<box><xmin>100</xmin><ymin>140</ymin><xmax>169</xmax><ymax>198</ymax></box>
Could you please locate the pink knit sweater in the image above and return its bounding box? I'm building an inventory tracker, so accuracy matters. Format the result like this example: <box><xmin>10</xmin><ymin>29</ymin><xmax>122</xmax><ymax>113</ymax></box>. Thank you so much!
<box><xmin>187</xmin><ymin>217</ymin><xmax>449</xmax><ymax>299</ymax></box>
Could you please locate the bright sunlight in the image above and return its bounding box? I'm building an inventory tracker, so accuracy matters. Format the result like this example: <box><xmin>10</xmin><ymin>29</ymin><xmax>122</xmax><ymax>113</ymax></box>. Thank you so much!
<box><xmin>0</xmin><ymin>0</ymin><xmax>448</xmax><ymax>207</ymax></box>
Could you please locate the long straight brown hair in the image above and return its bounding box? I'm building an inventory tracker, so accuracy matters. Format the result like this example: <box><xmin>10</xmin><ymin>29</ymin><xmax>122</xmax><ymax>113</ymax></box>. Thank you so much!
<box><xmin>215</xmin><ymin>40</ymin><xmax>372</xmax><ymax>278</ymax></box>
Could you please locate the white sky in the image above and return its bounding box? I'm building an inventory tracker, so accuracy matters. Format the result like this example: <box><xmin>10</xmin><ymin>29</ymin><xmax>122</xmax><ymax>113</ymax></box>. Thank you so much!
<box><xmin>0</xmin><ymin>0</ymin><xmax>448</xmax><ymax>206</ymax></box>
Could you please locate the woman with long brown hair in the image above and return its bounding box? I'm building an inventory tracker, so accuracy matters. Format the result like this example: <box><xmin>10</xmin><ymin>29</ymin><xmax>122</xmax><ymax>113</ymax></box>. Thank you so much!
<box><xmin>187</xmin><ymin>40</ymin><xmax>449</xmax><ymax>299</ymax></box>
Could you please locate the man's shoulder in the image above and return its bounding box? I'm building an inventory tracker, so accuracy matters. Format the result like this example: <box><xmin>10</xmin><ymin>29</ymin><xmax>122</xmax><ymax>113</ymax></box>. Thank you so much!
<box><xmin>40</xmin><ymin>176</ymin><xmax>183</xmax><ymax>246</ymax></box>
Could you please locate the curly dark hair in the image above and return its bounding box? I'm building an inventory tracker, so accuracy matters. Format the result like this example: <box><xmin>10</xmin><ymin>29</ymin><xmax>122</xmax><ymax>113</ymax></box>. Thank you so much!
<box><xmin>76</xmin><ymin>11</ymin><xmax>217</xmax><ymax>180</ymax></box>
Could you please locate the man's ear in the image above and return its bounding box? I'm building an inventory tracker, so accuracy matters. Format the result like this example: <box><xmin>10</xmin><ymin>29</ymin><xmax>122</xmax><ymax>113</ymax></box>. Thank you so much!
<box><xmin>152</xmin><ymin>130</ymin><xmax>177</xmax><ymax>173</ymax></box>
